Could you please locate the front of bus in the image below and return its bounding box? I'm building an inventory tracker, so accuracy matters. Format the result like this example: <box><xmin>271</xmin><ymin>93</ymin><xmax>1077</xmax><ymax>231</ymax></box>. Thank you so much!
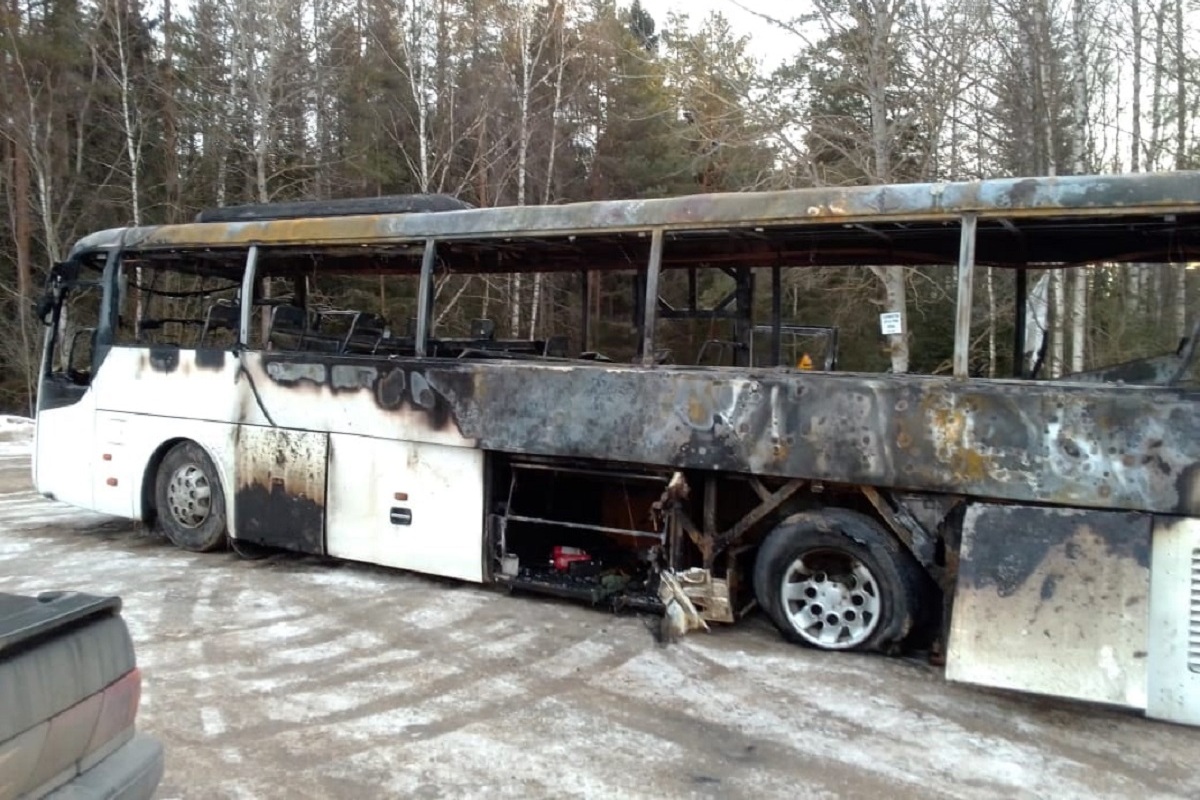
<box><xmin>32</xmin><ymin>230</ymin><xmax>125</xmax><ymax>509</ymax></box>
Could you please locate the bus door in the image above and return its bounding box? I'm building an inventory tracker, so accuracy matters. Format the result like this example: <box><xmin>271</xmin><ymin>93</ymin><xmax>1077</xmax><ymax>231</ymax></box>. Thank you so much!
<box><xmin>33</xmin><ymin>255</ymin><xmax>109</xmax><ymax>508</ymax></box>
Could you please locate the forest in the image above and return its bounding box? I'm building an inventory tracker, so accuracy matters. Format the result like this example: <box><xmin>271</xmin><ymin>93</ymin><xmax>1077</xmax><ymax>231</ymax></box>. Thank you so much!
<box><xmin>1</xmin><ymin>0</ymin><xmax>1198</xmax><ymax>414</ymax></box>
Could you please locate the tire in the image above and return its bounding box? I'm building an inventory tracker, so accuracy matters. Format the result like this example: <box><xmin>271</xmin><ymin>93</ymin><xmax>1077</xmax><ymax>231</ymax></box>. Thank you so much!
<box><xmin>154</xmin><ymin>441</ymin><xmax>228</xmax><ymax>552</ymax></box>
<box><xmin>753</xmin><ymin>508</ymin><xmax>928</xmax><ymax>654</ymax></box>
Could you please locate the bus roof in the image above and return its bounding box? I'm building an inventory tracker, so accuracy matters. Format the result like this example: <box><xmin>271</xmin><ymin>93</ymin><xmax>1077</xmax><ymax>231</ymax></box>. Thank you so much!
<box><xmin>70</xmin><ymin>171</ymin><xmax>1200</xmax><ymax>273</ymax></box>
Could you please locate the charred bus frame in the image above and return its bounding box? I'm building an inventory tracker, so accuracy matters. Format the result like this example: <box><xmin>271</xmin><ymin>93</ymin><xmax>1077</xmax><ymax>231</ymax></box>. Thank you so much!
<box><xmin>33</xmin><ymin>171</ymin><xmax>1200</xmax><ymax>726</ymax></box>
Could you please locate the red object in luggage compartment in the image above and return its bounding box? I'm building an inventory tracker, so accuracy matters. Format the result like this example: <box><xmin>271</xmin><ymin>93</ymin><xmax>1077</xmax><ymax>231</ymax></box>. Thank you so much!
<box><xmin>552</xmin><ymin>545</ymin><xmax>590</xmax><ymax>571</ymax></box>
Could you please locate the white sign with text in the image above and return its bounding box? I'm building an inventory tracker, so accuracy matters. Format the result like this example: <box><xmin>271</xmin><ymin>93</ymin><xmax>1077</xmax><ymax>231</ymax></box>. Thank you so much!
<box><xmin>879</xmin><ymin>312</ymin><xmax>903</xmax><ymax>336</ymax></box>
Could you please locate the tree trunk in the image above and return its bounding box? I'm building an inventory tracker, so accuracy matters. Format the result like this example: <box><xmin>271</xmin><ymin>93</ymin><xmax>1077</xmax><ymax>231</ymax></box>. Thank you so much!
<box><xmin>1131</xmin><ymin>0</ymin><xmax>1142</xmax><ymax>171</ymax></box>
<box><xmin>1173</xmin><ymin>0</ymin><xmax>1184</xmax><ymax>170</ymax></box>
<box><xmin>509</xmin><ymin>275</ymin><xmax>523</xmax><ymax>339</ymax></box>
<box><xmin>14</xmin><ymin>132</ymin><xmax>34</xmax><ymax>411</ymax></box>
<box><xmin>1069</xmin><ymin>0</ymin><xmax>1086</xmax><ymax>373</ymax></box>
<box><xmin>217</xmin><ymin>9</ymin><xmax>241</xmax><ymax>209</ymax></box>
<box><xmin>515</xmin><ymin>27</ymin><xmax>530</xmax><ymax>338</ymax></box>
<box><xmin>1148</xmin><ymin>3</ymin><xmax>1165</xmax><ymax>170</ymax></box>
<box><xmin>1136</xmin><ymin>3</ymin><xmax>1167</xmax><ymax>330</ymax></box>
<box><xmin>1051</xmin><ymin>271</ymin><xmax>1065</xmax><ymax>377</ymax></box>
<box><xmin>1128</xmin><ymin>0</ymin><xmax>1142</xmax><ymax>314</ymax></box>
<box><xmin>1071</xmin><ymin>270</ymin><xmax>1087</xmax><ymax>372</ymax></box>
<box><xmin>869</xmin><ymin>265</ymin><xmax>908</xmax><ymax>373</ymax></box>
<box><xmin>529</xmin><ymin>1</ymin><xmax>568</xmax><ymax>341</ymax></box>
<box><xmin>508</xmin><ymin>1</ymin><xmax>552</xmax><ymax>339</ymax></box>
<box><xmin>163</xmin><ymin>0</ymin><xmax>179</xmax><ymax>221</ymax></box>
<box><xmin>862</xmin><ymin>1</ymin><xmax>906</xmax><ymax>372</ymax></box>
<box><xmin>30</xmin><ymin>117</ymin><xmax>62</xmax><ymax>266</ymax></box>
<box><xmin>592</xmin><ymin>271</ymin><xmax>601</xmax><ymax>352</ymax></box>
<box><xmin>1030</xmin><ymin>0</ymin><xmax>1056</xmax><ymax>175</ymax></box>
<box><xmin>1173</xmin><ymin>0</ymin><xmax>1186</xmax><ymax>341</ymax></box>
<box><xmin>404</xmin><ymin>3</ymin><xmax>431</xmax><ymax>193</ymax></box>
<box><xmin>986</xmin><ymin>265</ymin><xmax>996</xmax><ymax>377</ymax></box>
<box><xmin>1030</xmin><ymin>0</ymin><xmax>1063</xmax><ymax>375</ymax></box>
<box><xmin>113</xmin><ymin>0</ymin><xmax>143</xmax><ymax>324</ymax></box>
<box><xmin>313</xmin><ymin>0</ymin><xmax>328</xmax><ymax>199</ymax></box>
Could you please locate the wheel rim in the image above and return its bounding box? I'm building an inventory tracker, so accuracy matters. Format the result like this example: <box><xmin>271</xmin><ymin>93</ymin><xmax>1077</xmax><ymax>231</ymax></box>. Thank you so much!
<box><xmin>166</xmin><ymin>463</ymin><xmax>212</xmax><ymax>529</ymax></box>
<box><xmin>781</xmin><ymin>548</ymin><xmax>882</xmax><ymax>649</ymax></box>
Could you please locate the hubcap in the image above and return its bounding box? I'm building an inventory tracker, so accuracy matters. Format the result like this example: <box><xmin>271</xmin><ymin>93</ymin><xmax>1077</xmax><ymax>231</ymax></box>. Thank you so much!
<box><xmin>167</xmin><ymin>463</ymin><xmax>212</xmax><ymax>529</ymax></box>
<box><xmin>781</xmin><ymin>549</ymin><xmax>882</xmax><ymax>649</ymax></box>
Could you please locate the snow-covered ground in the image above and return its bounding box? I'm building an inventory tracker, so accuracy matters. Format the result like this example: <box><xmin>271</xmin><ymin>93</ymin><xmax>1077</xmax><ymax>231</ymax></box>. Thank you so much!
<box><xmin>0</xmin><ymin>417</ymin><xmax>118</xmax><ymax>531</ymax></box>
<box><xmin>1</xmin><ymin>429</ymin><xmax>1198</xmax><ymax>799</ymax></box>
<box><xmin>0</xmin><ymin>415</ymin><xmax>34</xmax><ymax>450</ymax></box>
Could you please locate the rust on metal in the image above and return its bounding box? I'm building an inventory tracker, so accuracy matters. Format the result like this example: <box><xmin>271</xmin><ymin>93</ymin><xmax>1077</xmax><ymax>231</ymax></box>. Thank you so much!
<box><xmin>223</xmin><ymin>349</ymin><xmax>1200</xmax><ymax>518</ymax></box>
<box><xmin>68</xmin><ymin>171</ymin><xmax>1200</xmax><ymax>271</ymax></box>
<box><xmin>860</xmin><ymin>486</ymin><xmax>941</xmax><ymax>568</ymax></box>
<box><xmin>84</xmin><ymin>171</ymin><xmax>1200</xmax><ymax>246</ymax></box>
<box><xmin>661</xmin><ymin>474</ymin><xmax>804</xmax><ymax>568</ymax></box>
<box><xmin>128</xmin><ymin>343</ymin><xmax>1200</xmax><ymax>525</ymax></box>
<box><xmin>862</xmin><ymin>487</ymin><xmax>918</xmax><ymax>553</ymax></box>
<box><xmin>708</xmin><ymin>479</ymin><xmax>805</xmax><ymax>562</ymax></box>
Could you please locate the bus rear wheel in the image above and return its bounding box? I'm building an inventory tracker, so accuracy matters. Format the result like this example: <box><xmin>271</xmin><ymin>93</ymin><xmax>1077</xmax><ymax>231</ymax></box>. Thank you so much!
<box><xmin>154</xmin><ymin>442</ymin><xmax>228</xmax><ymax>552</ymax></box>
<box><xmin>753</xmin><ymin>509</ymin><xmax>926</xmax><ymax>654</ymax></box>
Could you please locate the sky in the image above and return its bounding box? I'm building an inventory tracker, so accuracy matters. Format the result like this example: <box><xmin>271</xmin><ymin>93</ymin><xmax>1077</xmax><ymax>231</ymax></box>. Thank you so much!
<box><xmin>636</xmin><ymin>0</ymin><xmax>799</xmax><ymax>70</ymax></box>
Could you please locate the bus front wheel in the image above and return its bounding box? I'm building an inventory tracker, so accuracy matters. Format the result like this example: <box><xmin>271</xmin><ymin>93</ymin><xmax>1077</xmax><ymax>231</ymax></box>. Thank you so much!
<box><xmin>154</xmin><ymin>442</ymin><xmax>228</xmax><ymax>552</ymax></box>
<box><xmin>752</xmin><ymin>509</ymin><xmax>927</xmax><ymax>654</ymax></box>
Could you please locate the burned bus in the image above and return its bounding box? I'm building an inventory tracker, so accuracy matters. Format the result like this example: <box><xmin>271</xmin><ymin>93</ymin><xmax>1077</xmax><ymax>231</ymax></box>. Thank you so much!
<box><xmin>32</xmin><ymin>171</ymin><xmax>1200</xmax><ymax>725</ymax></box>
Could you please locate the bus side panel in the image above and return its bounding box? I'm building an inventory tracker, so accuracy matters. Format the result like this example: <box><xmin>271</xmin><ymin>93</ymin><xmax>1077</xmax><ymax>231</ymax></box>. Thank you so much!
<box><xmin>88</xmin><ymin>347</ymin><xmax>242</xmax><ymax>526</ymax></box>
<box><xmin>91</xmin><ymin>412</ymin><xmax>140</xmax><ymax>519</ymax></box>
<box><xmin>92</xmin><ymin>413</ymin><xmax>239</xmax><ymax>529</ymax></box>
<box><xmin>1147</xmin><ymin>516</ymin><xmax>1200</xmax><ymax>726</ymax></box>
<box><xmin>232</xmin><ymin>425</ymin><xmax>327</xmax><ymax>554</ymax></box>
<box><xmin>90</xmin><ymin>348</ymin><xmax>244</xmax><ymax>430</ymax></box>
<box><xmin>325</xmin><ymin>434</ymin><xmax>484</xmax><ymax>583</ymax></box>
<box><xmin>946</xmin><ymin>503</ymin><xmax>1151</xmax><ymax>710</ymax></box>
<box><xmin>34</xmin><ymin>395</ymin><xmax>96</xmax><ymax>510</ymax></box>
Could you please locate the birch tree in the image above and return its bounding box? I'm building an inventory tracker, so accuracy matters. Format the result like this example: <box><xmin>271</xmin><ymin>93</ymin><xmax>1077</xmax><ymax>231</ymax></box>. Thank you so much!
<box><xmin>792</xmin><ymin>1</ymin><xmax>921</xmax><ymax>372</ymax></box>
<box><xmin>398</xmin><ymin>0</ymin><xmax>435</xmax><ymax>192</ymax></box>
<box><xmin>96</xmin><ymin>0</ymin><xmax>149</xmax><ymax>322</ymax></box>
<box><xmin>988</xmin><ymin>0</ymin><xmax>1070</xmax><ymax>374</ymax></box>
<box><xmin>161</xmin><ymin>0</ymin><xmax>180</xmax><ymax>220</ymax></box>
<box><xmin>505</xmin><ymin>0</ymin><xmax>549</xmax><ymax>336</ymax></box>
<box><xmin>1171</xmin><ymin>0</ymin><xmax>1187</xmax><ymax>341</ymax></box>
<box><xmin>528</xmin><ymin>0</ymin><xmax>574</xmax><ymax>338</ymax></box>
<box><xmin>2</xmin><ymin>0</ymin><xmax>107</xmax><ymax>374</ymax></box>
<box><xmin>1128</xmin><ymin>0</ymin><xmax>1143</xmax><ymax>317</ymax></box>
<box><xmin>215</xmin><ymin>0</ymin><xmax>311</xmax><ymax>206</ymax></box>
<box><xmin>1069</xmin><ymin>0</ymin><xmax>1087</xmax><ymax>373</ymax></box>
<box><xmin>98</xmin><ymin>0</ymin><xmax>144</xmax><ymax>226</ymax></box>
